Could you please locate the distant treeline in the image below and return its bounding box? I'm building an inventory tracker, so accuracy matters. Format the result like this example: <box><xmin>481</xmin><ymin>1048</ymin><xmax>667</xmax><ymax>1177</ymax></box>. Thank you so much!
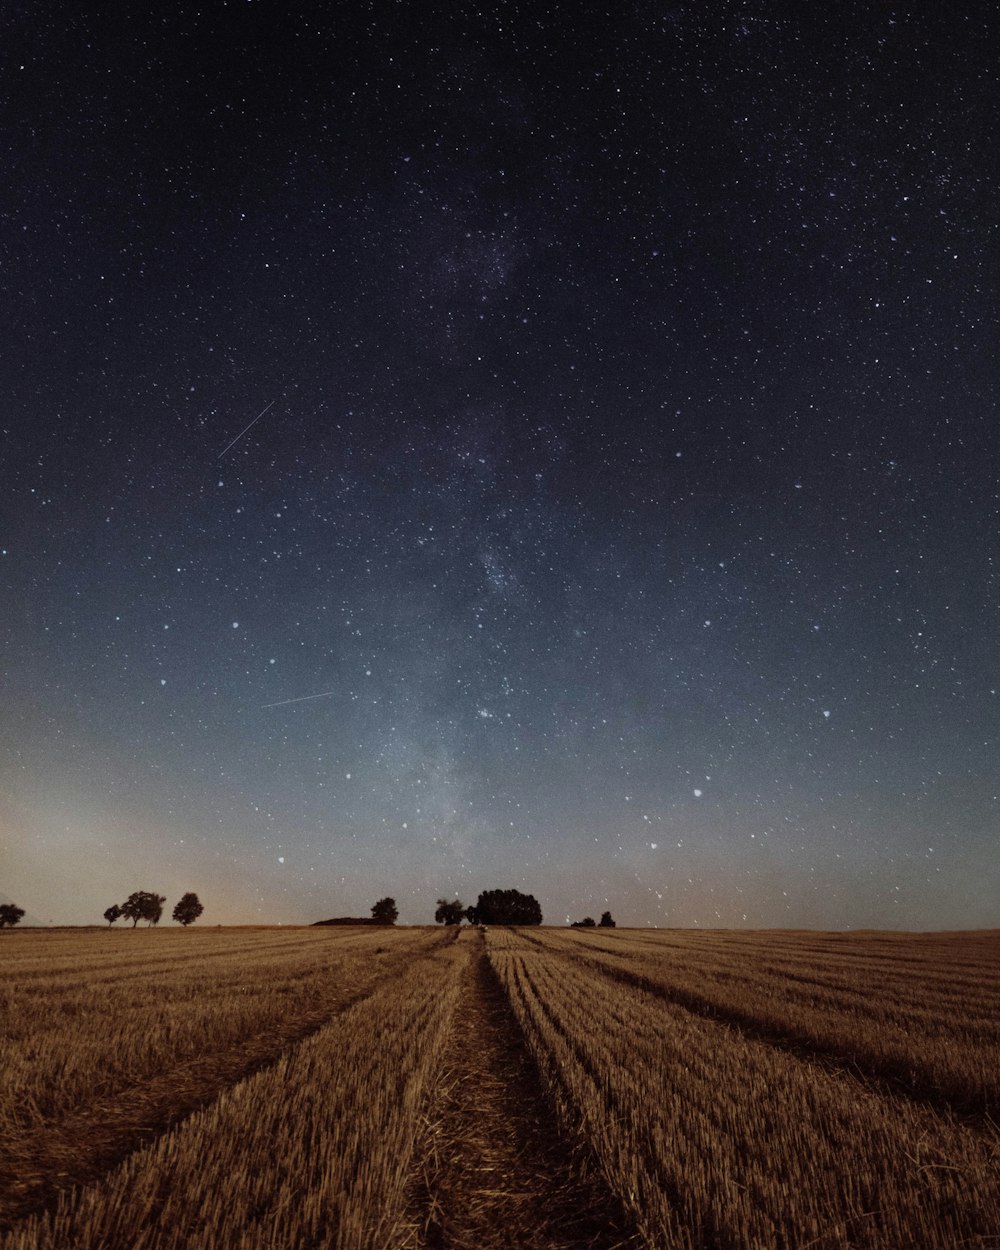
<box><xmin>315</xmin><ymin>891</ymin><xmax>616</xmax><ymax>928</ymax></box>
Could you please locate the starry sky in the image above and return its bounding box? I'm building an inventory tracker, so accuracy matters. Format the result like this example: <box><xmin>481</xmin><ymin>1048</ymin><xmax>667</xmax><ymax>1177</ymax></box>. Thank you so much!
<box><xmin>2</xmin><ymin>3</ymin><xmax>997</xmax><ymax>929</ymax></box>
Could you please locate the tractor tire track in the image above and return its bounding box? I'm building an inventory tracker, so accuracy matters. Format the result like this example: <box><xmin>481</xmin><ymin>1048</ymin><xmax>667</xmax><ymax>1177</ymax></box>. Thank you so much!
<box><xmin>402</xmin><ymin>933</ymin><xmax>640</xmax><ymax>1250</ymax></box>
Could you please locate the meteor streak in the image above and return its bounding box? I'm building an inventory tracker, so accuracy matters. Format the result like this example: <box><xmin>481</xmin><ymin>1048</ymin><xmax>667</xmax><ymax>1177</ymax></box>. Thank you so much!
<box><xmin>217</xmin><ymin>399</ymin><xmax>276</xmax><ymax>458</ymax></box>
<box><xmin>260</xmin><ymin>689</ymin><xmax>338</xmax><ymax>709</ymax></box>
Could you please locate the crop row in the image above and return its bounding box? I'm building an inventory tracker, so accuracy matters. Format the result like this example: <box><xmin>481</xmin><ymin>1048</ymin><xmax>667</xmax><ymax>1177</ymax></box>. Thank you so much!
<box><xmin>489</xmin><ymin>928</ymin><xmax>1000</xmax><ymax>1249</ymax></box>
<box><xmin>1</xmin><ymin>935</ymin><xmax>466</xmax><ymax>1250</ymax></box>
<box><xmin>1</xmin><ymin>927</ymin><xmax>435</xmax><ymax>1132</ymax></box>
<box><xmin>528</xmin><ymin>927</ymin><xmax>1000</xmax><ymax>1114</ymax></box>
<box><xmin>0</xmin><ymin>926</ymin><xmax>443</xmax><ymax>1228</ymax></box>
<box><xmin>536</xmin><ymin>928</ymin><xmax>1000</xmax><ymax>1024</ymax></box>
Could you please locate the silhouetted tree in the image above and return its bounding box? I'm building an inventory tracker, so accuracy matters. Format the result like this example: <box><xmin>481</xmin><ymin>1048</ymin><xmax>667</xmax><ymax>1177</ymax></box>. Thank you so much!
<box><xmin>599</xmin><ymin>911</ymin><xmax>616</xmax><ymax>928</ymax></box>
<box><xmin>0</xmin><ymin>903</ymin><xmax>25</xmax><ymax>928</ymax></box>
<box><xmin>473</xmin><ymin>889</ymin><xmax>542</xmax><ymax>926</ymax></box>
<box><xmin>371</xmin><ymin>897</ymin><xmax>398</xmax><ymax>924</ymax></box>
<box><xmin>104</xmin><ymin>904</ymin><xmax>123</xmax><ymax>927</ymax></box>
<box><xmin>434</xmin><ymin>898</ymin><xmax>465</xmax><ymax>925</ymax></box>
<box><xmin>121</xmin><ymin>891</ymin><xmax>166</xmax><ymax>927</ymax></box>
<box><xmin>172</xmin><ymin>893</ymin><xmax>204</xmax><ymax>926</ymax></box>
<box><xmin>571</xmin><ymin>916</ymin><xmax>596</xmax><ymax>927</ymax></box>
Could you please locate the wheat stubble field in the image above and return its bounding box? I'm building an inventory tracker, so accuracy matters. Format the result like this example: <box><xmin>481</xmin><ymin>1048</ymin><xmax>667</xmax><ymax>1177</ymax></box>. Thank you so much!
<box><xmin>1</xmin><ymin>925</ymin><xmax>998</xmax><ymax>1249</ymax></box>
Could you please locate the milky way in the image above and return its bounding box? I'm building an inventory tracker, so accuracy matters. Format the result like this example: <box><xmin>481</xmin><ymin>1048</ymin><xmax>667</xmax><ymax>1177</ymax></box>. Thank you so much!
<box><xmin>2</xmin><ymin>4</ymin><xmax>996</xmax><ymax>927</ymax></box>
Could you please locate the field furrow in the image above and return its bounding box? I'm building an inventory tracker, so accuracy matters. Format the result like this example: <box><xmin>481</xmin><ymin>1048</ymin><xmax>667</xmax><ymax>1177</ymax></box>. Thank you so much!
<box><xmin>490</xmin><ymin>928</ymin><xmax>1000</xmax><ymax>1250</ymax></box>
<box><xmin>400</xmin><ymin>931</ymin><xmax>639</xmax><ymax>1250</ymax></box>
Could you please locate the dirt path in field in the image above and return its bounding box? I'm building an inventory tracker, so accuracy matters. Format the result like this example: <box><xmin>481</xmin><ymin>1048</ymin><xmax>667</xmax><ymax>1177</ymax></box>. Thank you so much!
<box><xmin>401</xmin><ymin>933</ymin><xmax>639</xmax><ymax>1250</ymax></box>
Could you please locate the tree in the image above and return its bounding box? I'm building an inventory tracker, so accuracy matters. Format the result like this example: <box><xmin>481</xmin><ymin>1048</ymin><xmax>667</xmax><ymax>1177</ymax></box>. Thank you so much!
<box><xmin>172</xmin><ymin>893</ymin><xmax>204</xmax><ymax>926</ymax></box>
<box><xmin>571</xmin><ymin>916</ymin><xmax>596</xmax><ymax>928</ymax></box>
<box><xmin>599</xmin><ymin>911</ymin><xmax>616</xmax><ymax>928</ymax></box>
<box><xmin>120</xmin><ymin>891</ymin><xmax>166</xmax><ymax>928</ymax></box>
<box><xmin>0</xmin><ymin>903</ymin><xmax>25</xmax><ymax>929</ymax></box>
<box><xmin>434</xmin><ymin>898</ymin><xmax>465</xmax><ymax>925</ymax></box>
<box><xmin>473</xmin><ymin>889</ymin><xmax>542</xmax><ymax>926</ymax></box>
<box><xmin>104</xmin><ymin>904</ymin><xmax>123</xmax><ymax>927</ymax></box>
<box><xmin>371</xmin><ymin>897</ymin><xmax>398</xmax><ymax>924</ymax></box>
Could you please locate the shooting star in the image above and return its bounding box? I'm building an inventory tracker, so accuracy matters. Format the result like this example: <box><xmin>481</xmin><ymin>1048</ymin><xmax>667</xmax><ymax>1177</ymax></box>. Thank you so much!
<box><xmin>217</xmin><ymin>399</ymin><xmax>276</xmax><ymax>459</ymax></box>
<box><xmin>261</xmin><ymin>689</ymin><xmax>338</xmax><ymax>710</ymax></box>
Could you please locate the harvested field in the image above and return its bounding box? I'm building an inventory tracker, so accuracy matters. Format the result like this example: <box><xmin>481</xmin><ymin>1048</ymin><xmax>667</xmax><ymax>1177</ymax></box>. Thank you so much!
<box><xmin>1</xmin><ymin>925</ymin><xmax>998</xmax><ymax>1249</ymax></box>
<box><xmin>0</xmin><ymin>924</ymin><xmax>444</xmax><ymax>1228</ymax></box>
<box><xmin>520</xmin><ymin>926</ymin><xmax>1000</xmax><ymax>1114</ymax></box>
<box><xmin>490</xmin><ymin>927</ymin><xmax>1000</xmax><ymax>1249</ymax></box>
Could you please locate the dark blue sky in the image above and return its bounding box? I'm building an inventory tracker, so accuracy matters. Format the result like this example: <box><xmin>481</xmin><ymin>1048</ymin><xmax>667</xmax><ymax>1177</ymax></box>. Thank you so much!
<box><xmin>2</xmin><ymin>3</ymin><xmax>996</xmax><ymax>926</ymax></box>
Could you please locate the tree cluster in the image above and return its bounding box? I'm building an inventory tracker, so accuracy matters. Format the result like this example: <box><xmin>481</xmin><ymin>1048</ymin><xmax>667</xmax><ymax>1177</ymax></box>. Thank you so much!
<box><xmin>105</xmin><ymin>892</ymin><xmax>204</xmax><ymax>927</ymax></box>
<box><xmin>468</xmin><ymin>889</ymin><xmax>542</xmax><ymax>926</ymax></box>
<box><xmin>431</xmin><ymin>889</ymin><xmax>548</xmax><ymax>926</ymax></box>
<box><xmin>0</xmin><ymin>903</ymin><xmax>25</xmax><ymax>928</ymax></box>
<box><xmin>571</xmin><ymin>911</ymin><xmax>615</xmax><ymax>928</ymax></box>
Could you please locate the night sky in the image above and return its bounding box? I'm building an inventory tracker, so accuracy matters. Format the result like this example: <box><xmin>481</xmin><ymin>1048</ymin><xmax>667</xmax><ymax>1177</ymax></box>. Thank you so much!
<box><xmin>2</xmin><ymin>4</ymin><xmax>997</xmax><ymax>928</ymax></box>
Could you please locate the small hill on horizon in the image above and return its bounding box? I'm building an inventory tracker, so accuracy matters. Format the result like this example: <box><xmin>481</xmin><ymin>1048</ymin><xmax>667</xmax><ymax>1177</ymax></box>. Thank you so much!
<box><xmin>312</xmin><ymin>916</ymin><xmax>392</xmax><ymax>927</ymax></box>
